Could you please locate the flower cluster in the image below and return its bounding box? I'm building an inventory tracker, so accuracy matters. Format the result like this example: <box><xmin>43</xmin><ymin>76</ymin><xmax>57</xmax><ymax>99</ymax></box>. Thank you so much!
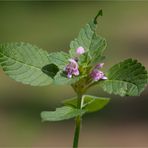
<box><xmin>64</xmin><ymin>47</ymin><xmax>85</xmax><ymax>78</ymax></box>
<box><xmin>64</xmin><ymin>46</ymin><xmax>107</xmax><ymax>81</ymax></box>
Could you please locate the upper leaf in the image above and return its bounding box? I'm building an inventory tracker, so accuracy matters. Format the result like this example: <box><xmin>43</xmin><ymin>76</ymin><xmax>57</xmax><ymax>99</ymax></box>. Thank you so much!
<box><xmin>48</xmin><ymin>51</ymin><xmax>70</xmax><ymax>69</ymax></box>
<box><xmin>63</xmin><ymin>95</ymin><xmax>110</xmax><ymax>113</ymax></box>
<box><xmin>100</xmin><ymin>59</ymin><xmax>148</xmax><ymax>96</ymax></box>
<box><xmin>70</xmin><ymin>10</ymin><xmax>107</xmax><ymax>65</ymax></box>
<box><xmin>0</xmin><ymin>42</ymin><xmax>52</xmax><ymax>86</ymax></box>
<box><xmin>41</xmin><ymin>106</ymin><xmax>85</xmax><ymax>122</ymax></box>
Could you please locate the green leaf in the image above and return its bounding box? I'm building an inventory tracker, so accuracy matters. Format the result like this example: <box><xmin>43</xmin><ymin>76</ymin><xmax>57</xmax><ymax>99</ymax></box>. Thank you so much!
<box><xmin>53</xmin><ymin>71</ymin><xmax>85</xmax><ymax>85</ymax></box>
<box><xmin>41</xmin><ymin>106</ymin><xmax>85</xmax><ymax>122</ymax></box>
<box><xmin>0</xmin><ymin>42</ymin><xmax>53</xmax><ymax>86</ymax></box>
<box><xmin>93</xmin><ymin>10</ymin><xmax>103</xmax><ymax>24</ymax></box>
<box><xmin>89</xmin><ymin>36</ymin><xmax>107</xmax><ymax>65</ymax></box>
<box><xmin>70</xmin><ymin>10</ymin><xmax>107</xmax><ymax>65</ymax></box>
<box><xmin>48</xmin><ymin>51</ymin><xmax>70</xmax><ymax>69</ymax></box>
<box><xmin>100</xmin><ymin>59</ymin><xmax>148</xmax><ymax>96</ymax></box>
<box><xmin>42</xmin><ymin>64</ymin><xmax>59</xmax><ymax>78</ymax></box>
<box><xmin>82</xmin><ymin>95</ymin><xmax>110</xmax><ymax>112</ymax></box>
<box><xmin>63</xmin><ymin>95</ymin><xmax>110</xmax><ymax>113</ymax></box>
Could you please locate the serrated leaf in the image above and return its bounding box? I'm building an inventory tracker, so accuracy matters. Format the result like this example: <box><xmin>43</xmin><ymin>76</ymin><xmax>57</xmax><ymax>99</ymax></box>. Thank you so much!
<box><xmin>41</xmin><ymin>106</ymin><xmax>85</xmax><ymax>122</ymax></box>
<box><xmin>89</xmin><ymin>35</ymin><xmax>107</xmax><ymax>65</ymax></box>
<box><xmin>0</xmin><ymin>42</ymin><xmax>53</xmax><ymax>86</ymax></box>
<box><xmin>48</xmin><ymin>51</ymin><xmax>70</xmax><ymax>69</ymax></box>
<box><xmin>70</xmin><ymin>10</ymin><xmax>107</xmax><ymax>65</ymax></box>
<box><xmin>63</xmin><ymin>95</ymin><xmax>110</xmax><ymax>113</ymax></box>
<box><xmin>100</xmin><ymin>59</ymin><xmax>148</xmax><ymax>96</ymax></box>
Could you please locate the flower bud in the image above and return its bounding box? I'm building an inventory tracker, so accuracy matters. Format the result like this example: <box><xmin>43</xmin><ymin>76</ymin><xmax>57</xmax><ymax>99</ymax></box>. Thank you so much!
<box><xmin>95</xmin><ymin>63</ymin><xmax>104</xmax><ymax>69</ymax></box>
<box><xmin>76</xmin><ymin>46</ymin><xmax>85</xmax><ymax>55</ymax></box>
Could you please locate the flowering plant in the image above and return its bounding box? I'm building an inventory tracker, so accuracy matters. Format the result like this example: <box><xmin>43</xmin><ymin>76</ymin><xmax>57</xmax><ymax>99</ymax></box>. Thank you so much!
<box><xmin>0</xmin><ymin>10</ymin><xmax>147</xmax><ymax>148</ymax></box>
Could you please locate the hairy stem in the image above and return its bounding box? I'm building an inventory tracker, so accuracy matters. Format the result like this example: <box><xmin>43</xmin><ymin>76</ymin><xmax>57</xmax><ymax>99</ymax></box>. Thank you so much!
<box><xmin>73</xmin><ymin>93</ymin><xmax>83</xmax><ymax>148</ymax></box>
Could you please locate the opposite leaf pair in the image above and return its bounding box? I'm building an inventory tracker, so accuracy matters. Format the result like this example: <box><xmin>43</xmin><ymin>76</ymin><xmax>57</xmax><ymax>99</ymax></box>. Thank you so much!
<box><xmin>41</xmin><ymin>95</ymin><xmax>110</xmax><ymax>122</ymax></box>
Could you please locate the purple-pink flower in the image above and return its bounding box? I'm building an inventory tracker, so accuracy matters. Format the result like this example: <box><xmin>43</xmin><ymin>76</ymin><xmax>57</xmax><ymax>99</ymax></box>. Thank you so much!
<box><xmin>90</xmin><ymin>69</ymin><xmax>107</xmax><ymax>81</ymax></box>
<box><xmin>64</xmin><ymin>46</ymin><xmax>85</xmax><ymax>79</ymax></box>
<box><xmin>65</xmin><ymin>59</ymin><xmax>79</xmax><ymax>78</ymax></box>
<box><xmin>90</xmin><ymin>63</ymin><xmax>107</xmax><ymax>81</ymax></box>
<box><xmin>76</xmin><ymin>46</ymin><xmax>85</xmax><ymax>55</ymax></box>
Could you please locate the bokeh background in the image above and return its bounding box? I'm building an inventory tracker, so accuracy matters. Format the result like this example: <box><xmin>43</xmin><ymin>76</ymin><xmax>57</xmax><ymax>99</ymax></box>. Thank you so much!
<box><xmin>0</xmin><ymin>1</ymin><xmax>148</xmax><ymax>148</ymax></box>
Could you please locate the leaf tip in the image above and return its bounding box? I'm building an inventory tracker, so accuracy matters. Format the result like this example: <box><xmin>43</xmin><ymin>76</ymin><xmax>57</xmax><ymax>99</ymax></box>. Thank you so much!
<box><xmin>40</xmin><ymin>111</ymin><xmax>46</xmax><ymax>122</ymax></box>
<box><xmin>94</xmin><ymin>9</ymin><xmax>103</xmax><ymax>24</ymax></box>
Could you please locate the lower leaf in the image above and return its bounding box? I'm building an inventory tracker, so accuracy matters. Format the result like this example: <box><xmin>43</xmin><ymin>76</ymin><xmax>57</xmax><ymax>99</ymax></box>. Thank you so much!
<box><xmin>41</xmin><ymin>106</ymin><xmax>85</xmax><ymax>122</ymax></box>
<box><xmin>63</xmin><ymin>95</ymin><xmax>110</xmax><ymax>113</ymax></box>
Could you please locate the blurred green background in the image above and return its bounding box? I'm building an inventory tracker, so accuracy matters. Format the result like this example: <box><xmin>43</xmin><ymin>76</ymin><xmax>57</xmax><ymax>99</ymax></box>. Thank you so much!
<box><xmin>0</xmin><ymin>1</ymin><xmax>148</xmax><ymax>148</ymax></box>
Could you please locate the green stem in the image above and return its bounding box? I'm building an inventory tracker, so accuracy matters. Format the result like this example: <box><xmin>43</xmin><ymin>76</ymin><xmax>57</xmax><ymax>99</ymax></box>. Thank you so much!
<box><xmin>73</xmin><ymin>116</ymin><xmax>81</xmax><ymax>148</ymax></box>
<box><xmin>73</xmin><ymin>93</ymin><xmax>83</xmax><ymax>148</ymax></box>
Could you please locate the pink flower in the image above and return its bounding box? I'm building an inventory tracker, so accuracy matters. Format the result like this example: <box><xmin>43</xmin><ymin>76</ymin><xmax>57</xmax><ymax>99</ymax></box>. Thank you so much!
<box><xmin>65</xmin><ymin>59</ymin><xmax>79</xmax><ymax>78</ymax></box>
<box><xmin>90</xmin><ymin>69</ymin><xmax>107</xmax><ymax>81</ymax></box>
<box><xmin>76</xmin><ymin>46</ymin><xmax>85</xmax><ymax>55</ymax></box>
<box><xmin>90</xmin><ymin>63</ymin><xmax>107</xmax><ymax>81</ymax></box>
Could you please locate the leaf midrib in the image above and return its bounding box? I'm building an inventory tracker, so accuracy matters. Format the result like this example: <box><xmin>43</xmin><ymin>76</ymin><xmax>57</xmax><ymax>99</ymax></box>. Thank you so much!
<box><xmin>0</xmin><ymin>51</ymin><xmax>43</xmax><ymax>71</ymax></box>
